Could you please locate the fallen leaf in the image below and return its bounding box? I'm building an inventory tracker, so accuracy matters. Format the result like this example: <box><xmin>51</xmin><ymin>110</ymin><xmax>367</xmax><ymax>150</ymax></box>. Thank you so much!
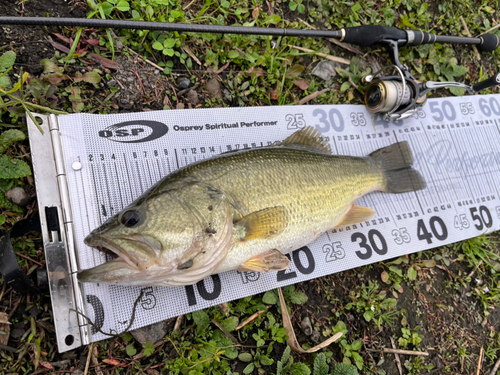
<box><xmin>48</xmin><ymin>38</ymin><xmax>70</xmax><ymax>54</ymax></box>
<box><xmin>285</xmin><ymin>64</ymin><xmax>305</xmax><ymax>79</ymax></box>
<box><xmin>420</xmin><ymin>259</ymin><xmax>436</xmax><ymax>268</ymax></box>
<box><xmin>214</xmin><ymin>62</ymin><xmax>230</xmax><ymax>75</ymax></box>
<box><xmin>270</xmin><ymin>88</ymin><xmax>278</xmax><ymax>100</ymax></box>
<box><xmin>89</xmin><ymin>53</ymin><xmax>120</xmax><ymax>70</ymax></box>
<box><xmin>252</xmin><ymin>7</ymin><xmax>260</xmax><ymax>19</ymax></box>
<box><xmin>381</xmin><ymin>270</ymin><xmax>390</xmax><ymax>283</ymax></box>
<box><xmin>52</xmin><ymin>33</ymin><xmax>71</xmax><ymax>44</ymax></box>
<box><xmin>87</xmin><ymin>39</ymin><xmax>100</xmax><ymax>46</ymax></box>
<box><xmin>46</xmin><ymin>74</ymin><xmax>68</xmax><ymax>85</ymax></box>
<box><xmin>74</xmin><ymin>70</ymin><xmax>102</xmax><ymax>85</ymax></box>
<box><xmin>293</xmin><ymin>79</ymin><xmax>310</xmax><ymax>90</ymax></box>
<box><xmin>246</xmin><ymin>66</ymin><xmax>266</xmax><ymax>77</ymax></box>
<box><xmin>39</xmin><ymin>361</ymin><xmax>54</xmax><ymax>370</ymax></box>
<box><xmin>102</xmin><ymin>359</ymin><xmax>127</xmax><ymax>367</ymax></box>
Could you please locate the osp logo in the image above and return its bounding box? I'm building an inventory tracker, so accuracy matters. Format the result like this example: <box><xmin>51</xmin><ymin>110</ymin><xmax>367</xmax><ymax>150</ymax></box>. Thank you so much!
<box><xmin>98</xmin><ymin>120</ymin><xmax>168</xmax><ymax>143</ymax></box>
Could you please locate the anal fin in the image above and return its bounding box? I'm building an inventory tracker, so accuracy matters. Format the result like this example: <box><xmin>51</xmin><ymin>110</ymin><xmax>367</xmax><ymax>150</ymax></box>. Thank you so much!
<box><xmin>334</xmin><ymin>204</ymin><xmax>375</xmax><ymax>229</ymax></box>
<box><xmin>238</xmin><ymin>249</ymin><xmax>291</xmax><ymax>273</ymax></box>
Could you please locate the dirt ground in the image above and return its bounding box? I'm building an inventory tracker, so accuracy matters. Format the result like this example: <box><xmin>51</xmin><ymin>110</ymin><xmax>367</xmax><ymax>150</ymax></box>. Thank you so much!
<box><xmin>2</xmin><ymin>1</ymin><xmax>500</xmax><ymax>374</ymax></box>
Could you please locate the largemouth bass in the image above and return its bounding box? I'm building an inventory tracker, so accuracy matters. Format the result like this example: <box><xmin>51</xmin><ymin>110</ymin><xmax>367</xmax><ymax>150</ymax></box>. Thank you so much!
<box><xmin>79</xmin><ymin>127</ymin><xmax>426</xmax><ymax>287</ymax></box>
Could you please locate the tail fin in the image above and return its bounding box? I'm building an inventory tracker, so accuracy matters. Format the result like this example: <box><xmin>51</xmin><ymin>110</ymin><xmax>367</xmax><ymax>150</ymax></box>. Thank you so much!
<box><xmin>369</xmin><ymin>141</ymin><xmax>426</xmax><ymax>193</ymax></box>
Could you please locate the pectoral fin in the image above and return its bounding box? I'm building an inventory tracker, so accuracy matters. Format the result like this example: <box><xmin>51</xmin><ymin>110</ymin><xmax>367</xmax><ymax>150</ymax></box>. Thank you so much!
<box><xmin>334</xmin><ymin>205</ymin><xmax>375</xmax><ymax>229</ymax></box>
<box><xmin>238</xmin><ymin>249</ymin><xmax>291</xmax><ymax>273</ymax></box>
<box><xmin>236</xmin><ymin>206</ymin><xmax>288</xmax><ymax>241</ymax></box>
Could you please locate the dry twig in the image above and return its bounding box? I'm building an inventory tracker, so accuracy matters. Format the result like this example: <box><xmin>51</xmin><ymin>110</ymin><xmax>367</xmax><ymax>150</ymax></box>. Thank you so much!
<box><xmin>381</xmin><ymin>348</ymin><xmax>429</xmax><ymax>356</ymax></box>
<box><xmin>390</xmin><ymin>337</ymin><xmax>403</xmax><ymax>375</ymax></box>
<box><xmin>182</xmin><ymin>45</ymin><xmax>202</xmax><ymax>66</ymax></box>
<box><xmin>288</xmin><ymin>45</ymin><xmax>351</xmax><ymax>65</ymax></box>
<box><xmin>477</xmin><ymin>346</ymin><xmax>483</xmax><ymax>375</ymax></box>
<box><xmin>327</xmin><ymin>38</ymin><xmax>364</xmax><ymax>55</ymax></box>
<box><xmin>468</xmin><ymin>260</ymin><xmax>483</xmax><ymax>279</ymax></box>
<box><xmin>173</xmin><ymin>315</ymin><xmax>183</xmax><ymax>332</ymax></box>
<box><xmin>91</xmin><ymin>345</ymin><xmax>104</xmax><ymax>375</ymax></box>
<box><xmin>477</xmin><ymin>22</ymin><xmax>500</xmax><ymax>37</ymax></box>
<box><xmin>296</xmin><ymin>87</ymin><xmax>330</xmax><ymax>105</ymax></box>
<box><xmin>83</xmin><ymin>343</ymin><xmax>93</xmax><ymax>375</ymax></box>
<box><xmin>211</xmin><ymin>320</ymin><xmax>239</xmax><ymax>345</ymax></box>
<box><xmin>278</xmin><ymin>288</ymin><xmax>342</xmax><ymax>353</ymax></box>
<box><xmin>460</xmin><ymin>16</ymin><xmax>481</xmax><ymax>60</ymax></box>
<box><xmin>126</xmin><ymin>47</ymin><xmax>164</xmax><ymax>71</ymax></box>
<box><xmin>490</xmin><ymin>356</ymin><xmax>500</xmax><ymax>375</ymax></box>
<box><xmin>236</xmin><ymin>309</ymin><xmax>268</xmax><ymax>330</ymax></box>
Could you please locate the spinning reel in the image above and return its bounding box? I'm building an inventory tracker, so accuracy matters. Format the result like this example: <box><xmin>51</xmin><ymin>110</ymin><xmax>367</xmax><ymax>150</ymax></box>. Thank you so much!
<box><xmin>360</xmin><ymin>39</ymin><xmax>500</xmax><ymax>121</ymax></box>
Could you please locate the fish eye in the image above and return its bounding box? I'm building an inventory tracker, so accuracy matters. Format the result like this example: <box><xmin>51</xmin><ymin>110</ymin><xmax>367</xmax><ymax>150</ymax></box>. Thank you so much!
<box><xmin>120</xmin><ymin>210</ymin><xmax>140</xmax><ymax>227</ymax></box>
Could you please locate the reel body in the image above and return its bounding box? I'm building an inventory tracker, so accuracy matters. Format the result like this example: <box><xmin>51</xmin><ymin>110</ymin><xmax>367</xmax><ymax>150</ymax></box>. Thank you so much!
<box><xmin>363</xmin><ymin>71</ymin><xmax>426</xmax><ymax>121</ymax></box>
<box><xmin>361</xmin><ymin>39</ymin><xmax>500</xmax><ymax>121</ymax></box>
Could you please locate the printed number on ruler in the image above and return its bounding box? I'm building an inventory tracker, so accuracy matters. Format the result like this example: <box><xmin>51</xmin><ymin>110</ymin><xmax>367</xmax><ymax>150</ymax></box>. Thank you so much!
<box><xmin>286</xmin><ymin>114</ymin><xmax>306</xmax><ymax>129</ymax></box>
<box><xmin>478</xmin><ymin>97</ymin><xmax>500</xmax><ymax>117</ymax></box>
<box><xmin>469</xmin><ymin>205</ymin><xmax>493</xmax><ymax>230</ymax></box>
<box><xmin>313</xmin><ymin>108</ymin><xmax>344</xmax><ymax>133</ymax></box>
<box><xmin>371</xmin><ymin>114</ymin><xmax>403</xmax><ymax>128</ymax></box>
<box><xmin>140</xmin><ymin>287</ymin><xmax>157</xmax><ymax>310</ymax></box>
<box><xmin>392</xmin><ymin>227</ymin><xmax>411</xmax><ymax>245</ymax></box>
<box><xmin>352</xmin><ymin>229</ymin><xmax>388</xmax><ymax>260</ymax></box>
<box><xmin>454</xmin><ymin>214</ymin><xmax>470</xmax><ymax>230</ymax></box>
<box><xmin>277</xmin><ymin>247</ymin><xmax>315</xmax><ymax>282</ymax></box>
<box><xmin>185</xmin><ymin>275</ymin><xmax>222</xmax><ymax>306</ymax></box>
<box><xmin>350</xmin><ymin>112</ymin><xmax>366</xmax><ymax>126</ymax></box>
<box><xmin>417</xmin><ymin>216</ymin><xmax>448</xmax><ymax>244</ymax></box>
<box><xmin>429</xmin><ymin>100</ymin><xmax>456</xmax><ymax>121</ymax></box>
<box><xmin>323</xmin><ymin>241</ymin><xmax>346</xmax><ymax>262</ymax></box>
<box><xmin>459</xmin><ymin>102</ymin><xmax>475</xmax><ymax>115</ymax></box>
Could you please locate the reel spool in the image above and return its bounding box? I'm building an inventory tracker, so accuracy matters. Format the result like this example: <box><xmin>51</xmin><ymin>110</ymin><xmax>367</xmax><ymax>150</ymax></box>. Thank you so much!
<box><xmin>362</xmin><ymin>65</ymin><xmax>426</xmax><ymax>121</ymax></box>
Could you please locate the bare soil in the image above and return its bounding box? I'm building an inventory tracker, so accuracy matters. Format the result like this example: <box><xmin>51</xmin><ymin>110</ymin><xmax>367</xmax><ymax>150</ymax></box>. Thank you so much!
<box><xmin>1</xmin><ymin>1</ymin><xmax>500</xmax><ymax>375</ymax></box>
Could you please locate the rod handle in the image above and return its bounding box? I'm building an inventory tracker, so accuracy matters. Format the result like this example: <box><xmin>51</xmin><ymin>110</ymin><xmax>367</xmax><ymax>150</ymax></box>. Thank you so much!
<box><xmin>405</xmin><ymin>30</ymin><xmax>437</xmax><ymax>46</ymax></box>
<box><xmin>341</xmin><ymin>25</ymin><xmax>407</xmax><ymax>46</ymax></box>
<box><xmin>472</xmin><ymin>73</ymin><xmax>500</xmax><ymax>93</ymax></box>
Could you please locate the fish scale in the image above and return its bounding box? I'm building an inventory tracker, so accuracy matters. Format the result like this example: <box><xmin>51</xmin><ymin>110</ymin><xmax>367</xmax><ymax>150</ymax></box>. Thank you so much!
<box><xmin>183</xmin><ymin>148</ymin><xmax>386</xmax><ymax>273</ymax></box>
<box><xmin>79</xmin><ymin>127</ymin><xmax>426</xmax><ymax>287</ymax></box>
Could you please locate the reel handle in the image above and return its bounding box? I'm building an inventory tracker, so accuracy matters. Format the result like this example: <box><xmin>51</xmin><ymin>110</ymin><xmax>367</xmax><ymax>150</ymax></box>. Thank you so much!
<box><xmin>472</xmin><ymin>73</ymin><xmax>500</xmax><ymax>93</ymax></box>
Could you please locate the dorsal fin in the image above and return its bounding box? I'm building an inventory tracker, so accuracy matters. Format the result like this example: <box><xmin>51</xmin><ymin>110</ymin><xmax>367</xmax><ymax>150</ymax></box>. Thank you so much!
<box><xmin>280</xmin><ymin>126</ymin><xmax>332</xmax><ymax>154</ymax></box>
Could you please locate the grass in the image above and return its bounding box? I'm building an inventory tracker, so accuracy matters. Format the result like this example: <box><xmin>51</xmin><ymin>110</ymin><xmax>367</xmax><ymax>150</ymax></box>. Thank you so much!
<box><xmin>1</xmin><ymin>0</ymin><xmax>500</xmax><ymax>374</ymax></box>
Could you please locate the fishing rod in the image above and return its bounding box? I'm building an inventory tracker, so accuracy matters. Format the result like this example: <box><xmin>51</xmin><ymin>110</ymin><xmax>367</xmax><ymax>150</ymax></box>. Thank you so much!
<box><xmin>1</xmin><ymin>17</ymin><xmax>499</xmax><ymax>120</ymax></box>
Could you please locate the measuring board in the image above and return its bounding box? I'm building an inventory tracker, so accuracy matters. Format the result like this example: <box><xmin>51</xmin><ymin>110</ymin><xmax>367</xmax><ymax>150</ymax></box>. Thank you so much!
<box><xmin>27</xmin><ymin>94</ymin><xmax>500</xmax><ymax>352</ymax></box>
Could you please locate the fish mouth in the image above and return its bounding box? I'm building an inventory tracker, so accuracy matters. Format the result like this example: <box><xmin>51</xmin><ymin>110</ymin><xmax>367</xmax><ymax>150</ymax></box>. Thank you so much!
<box><xmin>79</xmin><ymin>233</ymin><xmax>165</xmax><ymax>286</ymax></box>
<box><xmin>83</xmin><ymin>234</ymin><xmax>138</xmax><ymax>270</ymax></box>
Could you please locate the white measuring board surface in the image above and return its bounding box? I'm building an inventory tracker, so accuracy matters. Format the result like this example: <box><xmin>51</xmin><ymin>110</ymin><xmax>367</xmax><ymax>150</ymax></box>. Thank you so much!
<box><xmin>55</xmin><ymin>94</ymin><xmax>500</xmax><ymax>345</ymax></box>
